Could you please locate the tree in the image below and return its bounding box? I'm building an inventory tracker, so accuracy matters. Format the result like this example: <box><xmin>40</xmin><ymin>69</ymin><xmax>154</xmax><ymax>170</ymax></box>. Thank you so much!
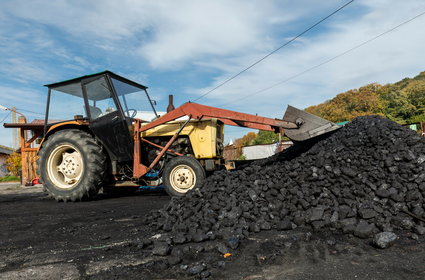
<box><xmin>306</xmin><ymin>74</ymin><xmax>425</xmax><ymax>125</ymax></box>
<box><xmin>233</xmin><ymin>132</ymin><xmax>257</xmax><ymax>159</ymax></box>
<box><xmin>305</xmin><ymin>83</ymin><xmax>385</xmax><ymax>123</ymax></box>
<box><xmin>5</xmin><ymin>152</ymin><xmax>21</xmax><ymax>177</ymax></box>
<box><xmin>252</xmin><ymin>130</ymin><xmax>279</xmax><ymax>145</ymax></box>
<box><xmin>380</xmin><ymin>77</ymin><xmax>425</xmax><ymax>123</ymax></box>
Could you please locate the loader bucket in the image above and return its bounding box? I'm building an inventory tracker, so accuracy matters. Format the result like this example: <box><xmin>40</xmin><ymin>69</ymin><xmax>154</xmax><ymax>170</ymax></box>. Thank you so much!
<box><xmin>282</xmin><ymin>105</ymin><xmax>341</xmax><ymax>141</ymax></box>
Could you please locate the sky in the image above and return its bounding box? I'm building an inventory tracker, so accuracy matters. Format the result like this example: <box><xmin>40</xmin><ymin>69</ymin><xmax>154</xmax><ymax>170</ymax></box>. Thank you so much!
<box><xmin>0</xmin><ymin>0</ymin><xmax>424</xmax><ymax>148</ymax></box>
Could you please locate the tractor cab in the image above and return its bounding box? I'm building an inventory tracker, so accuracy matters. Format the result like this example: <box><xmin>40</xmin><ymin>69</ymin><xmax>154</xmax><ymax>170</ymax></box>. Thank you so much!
<box><xmin>44</xmin><ymin>71</ymin><xmax>158</xmax><ymax>162</ymax></box>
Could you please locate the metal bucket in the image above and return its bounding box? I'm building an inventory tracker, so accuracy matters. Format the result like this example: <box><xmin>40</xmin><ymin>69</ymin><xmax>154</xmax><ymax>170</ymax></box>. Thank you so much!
<box><xmin>282</xmin><ymin>105</ymin><xmax>341</xmax><ymax>141</ymax></box>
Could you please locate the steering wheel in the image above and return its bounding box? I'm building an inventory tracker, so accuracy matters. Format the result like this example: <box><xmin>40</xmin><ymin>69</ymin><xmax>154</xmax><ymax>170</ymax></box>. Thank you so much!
<box><xmin>126</xmin><ymin>109</ymin><xmax>137</xmax><ymax>118</ymax></box>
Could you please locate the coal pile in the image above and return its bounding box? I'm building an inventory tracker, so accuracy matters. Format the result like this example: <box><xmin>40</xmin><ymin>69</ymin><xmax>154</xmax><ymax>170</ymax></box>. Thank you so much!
<box><xmin>149</xmin><ymin>116</ymin><xmax>425</xmax><ymax>247</ymax></box>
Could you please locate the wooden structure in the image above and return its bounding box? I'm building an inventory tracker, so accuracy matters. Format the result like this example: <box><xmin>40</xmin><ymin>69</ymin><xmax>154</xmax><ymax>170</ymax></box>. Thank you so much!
<box><xmin>4</xmin><ymin>118</ymin><xmax>43</xmax><ymax>185</ymax></box>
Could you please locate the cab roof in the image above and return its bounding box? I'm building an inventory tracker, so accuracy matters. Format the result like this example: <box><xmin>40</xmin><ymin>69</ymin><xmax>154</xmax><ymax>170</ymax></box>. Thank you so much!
<box><xmin>44</xmin><ymin>70</ymin><xmax>148</xmax><ymax>90</ymax></box>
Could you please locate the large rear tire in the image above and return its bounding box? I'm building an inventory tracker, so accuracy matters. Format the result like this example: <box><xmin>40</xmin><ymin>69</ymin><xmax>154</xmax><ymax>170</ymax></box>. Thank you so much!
<box><xmin>163</xmin><ymin>156</ymin><xmax>206</xmax><ymax>197</ymax></box>
<box><xmin>38</xmin><ymin>129</ymin><xmax>107</xmax><ymax>202</ymax></box>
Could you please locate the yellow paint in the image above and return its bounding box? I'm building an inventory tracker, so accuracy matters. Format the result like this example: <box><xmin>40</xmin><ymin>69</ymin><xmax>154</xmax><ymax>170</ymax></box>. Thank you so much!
<box><xmin>38</xmin><ymin>118</ymin><xmax>225</xmax><ymax>160</ymax></box>
<box><xmin>38</xmin><ymin>121</ymin><xmax>86</xmax><ymax>152</ymax></box>
<box><xmin>48</xmin><ymin>120</ymin><xmax>83</xmax><ymax>132</ymax></box>
<box><xmin>141</xmin><ymin>118</ymin><xmax>224</xmax><ymax>159</ymax></box>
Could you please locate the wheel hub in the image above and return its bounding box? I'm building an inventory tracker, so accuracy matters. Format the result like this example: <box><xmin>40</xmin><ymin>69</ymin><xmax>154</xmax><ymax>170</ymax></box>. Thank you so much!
<box><xmin>58</xmin><ymin>153</ymin><xmax>82</xmax><ymax>180</ymax></box>
<box><xmin>47</xmin><ymin>144</ymin><xmax>84</xmax><ymax>189</ymax></box>
<box><xmin>170</xmin><ymin>165</ymin><xmax>195</xmax><ymax>191</ymax></box>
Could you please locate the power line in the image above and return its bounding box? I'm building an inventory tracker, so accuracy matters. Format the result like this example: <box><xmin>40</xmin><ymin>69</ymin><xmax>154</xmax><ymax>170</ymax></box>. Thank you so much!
<box><xmin>219</xmin><ymin>10</ymin><xmax>425</xmax><ymax>106</ymax></box>
<box><xmin>0</xmin><ymin>111</ymin><xmax>11</xmax><ymax>123</ymax></box>
<box><xmin>15</xmin><ymin>108</ymin><xmax>44</xmax><ymax>115</ymax></box>
<box><xmin>193</xmin><ymin>0</ymin><xmax>355</xmax><ymax>102</ymax></box>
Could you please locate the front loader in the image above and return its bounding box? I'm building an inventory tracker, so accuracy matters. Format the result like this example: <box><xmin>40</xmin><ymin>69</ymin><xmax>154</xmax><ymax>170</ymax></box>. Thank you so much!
<box><xmin>4</xmin><ymin>71</ymin><xmax>340</xmax><ymax>201</ymax></box>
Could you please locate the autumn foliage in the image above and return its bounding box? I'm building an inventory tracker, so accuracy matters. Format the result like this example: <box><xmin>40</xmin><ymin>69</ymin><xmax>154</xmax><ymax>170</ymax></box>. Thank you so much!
<box><xmin>305</xmin><ymin>71</ymin><xmax>425</xmax><ymax>124</ymax></box>
<box><xmin>233</xmin><ymin>132</ymin><xmax>257</xmax><ymax>159</ymax></box>
<box><xmin>5</xmin><ymin>152</ymin><xmax>21</xmax><ymax>177</ymax></box>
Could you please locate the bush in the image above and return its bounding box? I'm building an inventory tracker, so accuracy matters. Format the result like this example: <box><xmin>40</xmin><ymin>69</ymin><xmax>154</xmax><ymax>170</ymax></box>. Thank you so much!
<box><xmin>5</xmin><ymin>152</ymin><xmax>21</xmax><ymax>177</ymax></box>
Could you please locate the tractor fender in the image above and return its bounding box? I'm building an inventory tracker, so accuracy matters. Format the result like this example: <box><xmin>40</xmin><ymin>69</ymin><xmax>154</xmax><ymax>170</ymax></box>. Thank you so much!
<box><xmin>38</xmin><ymin>122</ymin><xmax>115</xmax><ymax>167</ymax></box>
<box><xmin>37</xmin><ymin>121</ymin><xmax>91</xmax><ymax>153</ymax></box>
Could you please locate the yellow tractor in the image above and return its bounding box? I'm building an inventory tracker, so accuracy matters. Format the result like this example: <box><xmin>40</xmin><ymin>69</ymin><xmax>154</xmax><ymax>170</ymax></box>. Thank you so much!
<box><xmin>4</xmin><ymin>71</ymin><xmax>340</xmax><ymax>201</ymax></box>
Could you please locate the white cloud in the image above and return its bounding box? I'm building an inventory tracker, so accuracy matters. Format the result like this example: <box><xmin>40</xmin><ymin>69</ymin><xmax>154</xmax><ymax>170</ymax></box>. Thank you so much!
<box><xmin>0</xmin><ymin>0</ymin><xmax>424</xmax><ymax>146</ymax></box>
<box><xmin>0</xmin><ymin>58</ymin><xmax>55</xmax><ymax>84</ymax></box>
<box><xmin>191</xmin><ymin>0</ymin><xmax>425</xmax><ymax>116</ymax></box>
<box><xmin>0</xmin><ymin>0</ymin><xmax>339</xmax><ymax>70</ymax></box>
<box><xmin>0</xmin><ymin>86</ymin><xmax>46</xmax><ymax>119</ymax></box>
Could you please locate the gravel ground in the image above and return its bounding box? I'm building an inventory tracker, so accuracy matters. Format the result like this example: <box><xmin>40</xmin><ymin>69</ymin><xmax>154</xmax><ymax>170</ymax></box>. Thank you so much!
<box><xmin>0</xmin><ymin>183</ymin><xmax>424</xmax><ymax>279</ymax></box>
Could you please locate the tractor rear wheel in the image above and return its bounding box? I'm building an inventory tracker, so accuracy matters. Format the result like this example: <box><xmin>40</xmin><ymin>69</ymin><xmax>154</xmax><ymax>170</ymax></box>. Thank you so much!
<box><xmin>38</xmin><ymin>129</ymin><xmax>107</xmax><ymax>202</ymax></box>
<box><xmin>163</xmin><ymin>156</ymin><xmax>206</xmax><ymax>197</ymax></box>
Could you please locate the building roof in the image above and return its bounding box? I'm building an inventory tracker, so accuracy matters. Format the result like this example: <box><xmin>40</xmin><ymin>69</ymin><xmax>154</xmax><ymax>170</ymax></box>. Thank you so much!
<box><xmin>0</xmin><ymin>145</ymin><xmax>14</xmax><ymax>155</ymax></box>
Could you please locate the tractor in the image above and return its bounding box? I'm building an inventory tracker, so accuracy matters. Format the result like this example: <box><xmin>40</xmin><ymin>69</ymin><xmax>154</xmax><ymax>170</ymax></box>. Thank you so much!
<box><xmin>4</xmin><ymin>71</ymin><xmax>340</xmax><ymax>201</ymax></box>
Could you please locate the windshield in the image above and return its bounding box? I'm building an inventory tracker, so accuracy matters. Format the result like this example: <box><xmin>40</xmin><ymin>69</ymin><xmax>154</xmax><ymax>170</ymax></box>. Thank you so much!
<box><xmin>84</xmin><ymin>77</ymin><xmax>117</xmax><ymax>119</ymax></box>
<box><xmin>111</xmin><ymin>77</ymin><xmax>158</xmax><ymax>121</ymax></box>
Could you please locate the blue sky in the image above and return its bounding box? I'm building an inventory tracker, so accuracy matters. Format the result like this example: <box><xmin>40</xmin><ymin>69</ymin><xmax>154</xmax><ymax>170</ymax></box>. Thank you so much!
<box><xmin>0</xmin><ymin>0</ymin><xmax>425</xmax><ymax>147</ymax></box>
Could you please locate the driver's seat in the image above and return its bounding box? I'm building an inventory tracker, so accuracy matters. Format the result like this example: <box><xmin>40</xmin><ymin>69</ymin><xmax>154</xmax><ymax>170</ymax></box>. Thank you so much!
<box><xmin>87</xmin><ymin>106</ymin><xmax>102</xmax><ymax>119</ymax></box>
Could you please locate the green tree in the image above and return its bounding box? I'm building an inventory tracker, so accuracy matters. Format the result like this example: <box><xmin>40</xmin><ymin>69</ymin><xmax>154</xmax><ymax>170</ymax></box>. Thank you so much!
<box><xmin>379</xmin><ymin>78</ymin><xmax>425</xmax><ymax>123</ymax></box>
<box><xmin>252</xmin><ymin>130</ymin><xmax>279</xmax><ymax>145</ymax></box>
<box><xmin>306</xmin><ymin>83</ymin><xmax>385</xmax><ymax>122</ymax></box>
<box><xmin>305</xmin><ymin>71</ymin><xmax>425</xmax><ymax>125</ymax></box>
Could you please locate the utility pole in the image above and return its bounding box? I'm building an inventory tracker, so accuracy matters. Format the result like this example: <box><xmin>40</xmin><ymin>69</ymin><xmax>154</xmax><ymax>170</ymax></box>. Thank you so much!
<box><xmin>0</xmin><ymin>105</ymin><xmax>26</xmax><ymax>150</ymax></box>
<box><xmin>11</xmin><ymin>106</ymin><xmax>18</xmax><ymax>150</ymax></box>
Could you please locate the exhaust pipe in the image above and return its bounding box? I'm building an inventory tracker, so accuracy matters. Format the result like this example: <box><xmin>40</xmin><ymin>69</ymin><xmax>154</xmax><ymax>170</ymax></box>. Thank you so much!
<box><xmin>282</xmin><ymin>105</ymin><xmax>341</xmax><ymax>141</ymax></box>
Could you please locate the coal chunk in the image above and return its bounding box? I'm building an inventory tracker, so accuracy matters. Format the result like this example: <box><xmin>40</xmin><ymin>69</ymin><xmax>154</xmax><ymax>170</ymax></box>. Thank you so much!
<box><xmin>188</xmin><ymin>263</ymin><xmax>206</xmax><ymax>275</ymax></box>
<box><xmin>375</xmin><ymin>188</ymin><xmax>390</xmax><ymax>198</ymax></box>
<box><xmin>173</xmin><ymin>233</ymin><xmax>186</xmax><ymax>244</ymax></box>
<box><xmin>373</xmin><ymin>232</ymin><xmax>398</xmax><ymax>249</ymax></box>
<box><xmin>152</xmin><ymin>242</ymin><xmax>170</xmax><ymax>256</ymax></box>
<box><xmin>414</xmin><ymin>225</ymin><xmax>425</xmax><ymax>235</ymax></box>
<box><xmin>309</xmin><ymin>206</ymin><xmax>325</xmax><ymax>221</ymax></box>
<box><xmin>358</xmin><ymin>208</ymin><xmax>377</xmax><ymax>219</ymax></box>
<box><xmin>168</xmin><ymin>256</ymin><xmax>182</xmax><ymax>265</ymax></box>
<box><xmin>226</xmin><ymin>237</ymin><xmax>240</xmax><ymax>250</ymax></box>
<box><xmin>353</xmin><ymin>220</ymin><xmax>377</xmax><ymax>238</ymax></box>
<box><xmin>276</xmin><ymin>218</ymin><xmax>293</xmax><ymax>230</ymax></box>
<box><xmin>217</xmin><ymin>243</ymin><xmax>230</xmax><ymax>254</ymax></box>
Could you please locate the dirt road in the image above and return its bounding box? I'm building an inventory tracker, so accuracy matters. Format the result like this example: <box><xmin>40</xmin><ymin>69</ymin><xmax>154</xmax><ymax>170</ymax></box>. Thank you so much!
<box><xmin>0</xmin><ymin>184</ymin><xmax>424</xmax><ymax>279</ymax></box>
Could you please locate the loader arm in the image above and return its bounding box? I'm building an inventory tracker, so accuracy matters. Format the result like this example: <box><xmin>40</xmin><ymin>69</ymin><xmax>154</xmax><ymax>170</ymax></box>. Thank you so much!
<box><xmin>133</xmin><ymin>102</ymin><xmax>340</xmax><ymax>178</ymax></box>
<box><xmin>138</xmin><ymin>102</ymin><xmax>298</xmax><ymax>132</ymax></box>
<box><xmin>132</xmin><ymin>102</ymin><xmax>299</xmax><ymax>178</ymax></box>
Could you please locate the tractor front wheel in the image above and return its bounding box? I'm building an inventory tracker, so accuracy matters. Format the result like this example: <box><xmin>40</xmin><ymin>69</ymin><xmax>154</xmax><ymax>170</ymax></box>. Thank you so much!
<box><xmin>38</xmin><ymin>129</ymin><xmax>107</xmax><ymax>202</ymax></box>
<box><xmin>163</xmin><ymin>156</ymin><xmax>206</xmax><ymax>197</ymax></box>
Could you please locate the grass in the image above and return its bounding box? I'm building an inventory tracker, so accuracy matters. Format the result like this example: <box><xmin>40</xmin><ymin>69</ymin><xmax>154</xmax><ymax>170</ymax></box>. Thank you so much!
<box><xmin>0</xmin><ymin>176</ymin><xmax>20</xmax><ymax>182</ymax></box>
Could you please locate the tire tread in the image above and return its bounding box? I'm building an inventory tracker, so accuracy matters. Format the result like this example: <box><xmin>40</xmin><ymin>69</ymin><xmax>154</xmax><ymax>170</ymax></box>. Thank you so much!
<box><xmin>38</xmin><ymin>129</ymin><xmax>107</xmax><ymax>202</ymax></box>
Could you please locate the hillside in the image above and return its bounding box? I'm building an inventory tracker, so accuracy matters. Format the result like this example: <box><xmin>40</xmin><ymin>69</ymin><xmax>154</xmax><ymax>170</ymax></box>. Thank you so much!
<box><xmin>305</xmin><ymin>71</ymin><xmax>425</xmax><ymax>124</ymax></box>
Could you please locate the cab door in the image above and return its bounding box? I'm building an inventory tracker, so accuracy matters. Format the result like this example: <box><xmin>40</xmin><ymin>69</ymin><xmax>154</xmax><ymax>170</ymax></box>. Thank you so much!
<box><xmin>82</xmin><ymin>76</ymin><xmax>133</xmax><ymax>162</ymax></box>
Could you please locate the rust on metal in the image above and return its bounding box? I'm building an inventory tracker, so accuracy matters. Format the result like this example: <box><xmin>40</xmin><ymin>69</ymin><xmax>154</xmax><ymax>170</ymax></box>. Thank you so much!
<box><xmin>139</xmin><ymin>102</ymin><xmax>297</xmax><ymax>133</ymax></box>
<box><xmin>141</xmin><ymin>138</ymin><xmax>183</xmax><ymax>156</ymax></box>
<box><xmin>133</xmin><ymin>116</ymin><xmax>191</xmax><ymax>178</ymax></box>
<box><xmin>133</xmin><ymin>119</ymin><xmax>149</xmax><ymax>178</ymax></box>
